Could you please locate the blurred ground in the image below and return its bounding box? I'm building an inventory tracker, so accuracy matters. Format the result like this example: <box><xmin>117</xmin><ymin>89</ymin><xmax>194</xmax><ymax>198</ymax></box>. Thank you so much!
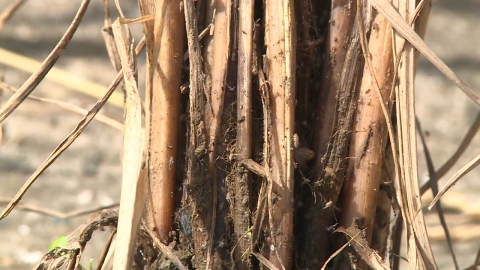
<box><xmin>0</xmin><ymin>0</ymin><xmax>479</xmax><ymax>269</ymax></box>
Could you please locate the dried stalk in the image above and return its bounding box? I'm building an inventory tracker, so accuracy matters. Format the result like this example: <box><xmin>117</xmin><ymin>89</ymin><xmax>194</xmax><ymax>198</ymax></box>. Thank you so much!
<box><xmin>371</xmin><ymin>0</ymin><xmax>480</xmax><ymax>107</ymax></box>
<box><xmin>0</xmin><ymin>82</ymin><xmax>124</xmax><ymax>131</ymax></box>
<box><xmin>0</xmin><ymin>0</ymin><xmax>90</xmax><ymax>123</ymax></box>
<box><xmin>204</xmin><ymin>0</ymin><xmax>232</xmax><ymax>267</ymax></box>
<box><xmin>137</xmin><ymin>0</ymin><xmax>185</xmax><ymax>242</ymax></box>
<box><xmin>312</xmin><ymin>0</ymin><xmax>357</xmax><ymax>161</ymax></box>
<box><xmin>111</xmin><ymin>18</ymin><xmax>144</xmax><ymax>270</ymax></box>
<box><xmin>302</xmin><ymin>1</ymin><xmax>363</xmax><ymax>267</ymax></box>
<box><xmin>233</xmin><ymin>0</ymin><xmax>254</xmax><ymax>268</ymax></box>
<box><xmin>183</xmin><ymin>0</ymin><xmax>211</xmax><ymax>268</ymax></box>
<box><xmin>340</xmin><ymin>8</ymin><xmax>394</xmax><ymax>244</ymax></box>
<box><xmin>417</xmin><ymin>118</ymin><xmax>459</xmax><ymax>269</ymax></box>
<box><xmin>0</xmin><ymin>198</ymin><xmax>118</xmax><ymax>219</ymax></box>
<box><xmin>0</xmin><ymin>0</ymin><xmax>27</xmax><ymax>30</ymax></box>
<box><xmin>0</xmin><ymin>47</ymin><xmax>125</xmax><ymax>108</ymax></box>
<box><xmin>263</xmin><ymin>0</ymin><xmax>296</xmax><ymax>269</ymax></box>
<box><xmin>0</xmin><ymin>35</ymin><xmax>146</xmax><ymax>221</ymax></box>
<box><xmin>420</xmin><ymin>112</ymin><xmax>480</xmax><ymax>195</ymax></box>
<box><xmin>391</xmin><ymin>0</ymin><xmax>437</xmax><ymax>268</ymax></box>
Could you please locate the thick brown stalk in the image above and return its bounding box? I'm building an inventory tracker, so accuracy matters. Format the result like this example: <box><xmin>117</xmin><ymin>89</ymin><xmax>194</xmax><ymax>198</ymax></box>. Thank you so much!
<box><xmin>340</xmin><ymin>10</ymin><xmax>394</xmax><ymax>243</ymax></box>
<box><xmin>300</xmin><ymin>1</ymin><xmax>362</xmax><ymax>268</ymax></box>
<box><xmin>233</xmin><ymin>0</ymin><xmax>254</xmax><ymax>268</ymax></box>
<box><xmin>263</xmin><ymin>1</ymin><xmax>296</xmax><ymax>269</ymax></box>
<box><xmin>140</xmin><ymin>0</ymin><xmax>184</xmax><ymax>242</ymax></box>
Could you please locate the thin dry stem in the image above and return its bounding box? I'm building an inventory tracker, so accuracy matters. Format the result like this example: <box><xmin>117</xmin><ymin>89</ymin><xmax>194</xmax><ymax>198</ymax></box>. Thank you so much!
<box><xmin>0</xmin><ymin>82</ymin><xmax>124</xmax><ymax>131</ymax></box>
<box><xmin>144</xmin><ymin>227</ymin><xmax>189</xmax><ymax>270</ymax></box>
<box><xmin>0</xmin><ymin>0</ymin><xmax>27</xmax><ymax>30</ymax></box>
<box><xmin>391</xmin><ymin>0</ymin><xmax>437</xmax><ymax>268</ymax></box>
<box><xmin>0</xmin><ymin>47</ymin><xmax>125</xmax><ymax>108</ymax></box>
<box><xmin>0</xmin><ymin>36</ymin><xmax>146</xmax><ymax>220</ymax></box>
<box><xmin>102</xmin><ymin>0</ymin><xmax>122</xmax><ymax>73</ymax></box>
<box><xmin>0</xmin><ymin>0</ymin><xmax>90</xmax><ymax>123</ymax></box>
<box><xmin>203</xmin><ymin>0</ymin><xmax>232</xmax><ymax>267</ymax></box>
<box><xmin>234</xmin><ymin>0</ymin><xmax>255</xmax><ymax>268</ymax></box>
<box><xmin>111</xmin><ymin>19</ymin><xmax>144</xmax><ymax>270</ymax></box>
<box><xmin>417</xmin><ymin>118</ymin><xmax>459</xmax><ymax>269</ymax></box>
<box><xmin>430</xmin><ymin>152</ymin><xmax>480</xmax><ymax>210</ymax></box>
<box><xmin>420</xmin><ymin>111</ymin><xmax>480</xmax><ymax>195</ymax></box>
<box><xmin>263</xmin><ymin>0</ymin><xmax>296</xmax><ymax>269</ymax></box>
<box><xmin>0</xmin><ymin>198</ymin><xmax>118</xmax><ymax>219</ymax></box>
<box><xmin>372</xmin><ymin>0</ymin><xmax>480</xmax><ymax>107</ymax></box>
<box><xmin>96</xmin><ymin>228</ymin><xmax>117</xmax><ymax>270</ymax></box>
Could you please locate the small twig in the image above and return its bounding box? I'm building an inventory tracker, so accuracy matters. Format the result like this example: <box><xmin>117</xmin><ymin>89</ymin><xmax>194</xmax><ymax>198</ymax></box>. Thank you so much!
<box><xmin>182</xmin><ymin>23</ymin><xmax>212</xmax><ymax>61</ymax></box>
<box><xmin>252</xmin><ymin>252</ymin><xmax>280</xmax><ymax>270</ymax></box>
<box><xmin>475</xmin><ymin>246</ymin><xmax>480</xmax><ymax>267</ymax></box>
<box><xmin>464</xmin><ymin>260</ymin><xmax>480</xmax><ymax>270</ymax></box>
<box><xmin>144</xmin><ymin>227</ymin><xmax>188</xmax><ymax>270</ymax></box>
<box><xmin>420</xmin><ymin>111</ymin><xmax>480</xmax><ymax>195</ymax></box>
<box><xmin>463</xmin><ymin>248</ymin><xmax>480</xmax><ymax>270</ymax></box>
<box><xmin>96</xmin><ymin>228</ymin><xmax>117</xmax><ymax>270</ymax></box>
<box><xmin>0</xmin><ymin>0</ymin><xmax>91</xmax><ymax>123</ymax></box>
<box><xmin>0</xmin><ymin>198</ymin><xmax>119</xmax><ymax>219</ymax></box>
<box><xmin>102</xmin><ymin>0</ymin><xmax>122</xmax><ymax>72</ymax></box>
<box><xmin>371</xmin><ymin>0</ymin><xmax>480</xmax><ymax>107</ymax></box>
<box><xmin>0</xmin><ymin>82</ymin><xmax>123</xmax><ymax>131</ymax></box>
<box><xmin>0</xmin><ymin>0</ymin><xmax>27</xmax><ymax>30</ymax></box>
<box><xmin>429</xmin><ymin>151</ymin><xmax>480</xmax><ymax>209</ymax></box>
<box><xmin>417</xmin><ymin>118</ymin><xmax>459</xmax><ymax>270</ymax></box>
<box><xmin>321</xmin><ymin>228</ymin><xmax>363</xmax><ymax>270</ymax></box>
<box><xmin>240</xmin><ymin>159</ymin><xmax>266</xmax><ymax>177</ymax></box>
<box><xmin>0</xmin><ymin>37</ymin><xmax>146</xmax><ymax>220</ymax></box>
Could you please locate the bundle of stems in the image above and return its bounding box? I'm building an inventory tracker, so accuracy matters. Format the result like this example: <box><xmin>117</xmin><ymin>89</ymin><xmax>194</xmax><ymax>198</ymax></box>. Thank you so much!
<box><xmin>3</xmin><ymin>0</ymin><xmax>480</xmax><ymax>269</ymax></box>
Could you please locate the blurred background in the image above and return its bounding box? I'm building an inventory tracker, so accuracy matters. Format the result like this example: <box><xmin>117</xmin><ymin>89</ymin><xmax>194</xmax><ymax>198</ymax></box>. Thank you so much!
<box><xmin>0</xmin><ymin>0</ymin><xmax>479</xmax><ymax>269</ymax></box>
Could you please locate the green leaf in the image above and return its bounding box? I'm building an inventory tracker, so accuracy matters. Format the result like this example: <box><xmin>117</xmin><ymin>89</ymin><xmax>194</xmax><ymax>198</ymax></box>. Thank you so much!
<box><xmin>49</xmin><ymin>236</ymin><xmax>69</xmax><ymax>251</ymax></box>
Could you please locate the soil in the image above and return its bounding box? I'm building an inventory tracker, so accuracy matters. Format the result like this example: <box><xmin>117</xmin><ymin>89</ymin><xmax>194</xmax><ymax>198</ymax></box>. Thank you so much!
<box><xmin>0</xmin><ymin>0</ymin><xmax>479</xmax><ymax>269</ymax></box>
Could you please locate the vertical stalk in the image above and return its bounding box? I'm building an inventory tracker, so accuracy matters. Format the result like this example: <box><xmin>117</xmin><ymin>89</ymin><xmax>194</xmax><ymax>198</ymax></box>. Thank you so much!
<box><xmin>301</xmin><ymin>1</ymin><xmax>362</xmax><ymax>268</ymax></box>
<box><xmin>312</xmin><ymin>0</ymin><xmax>356</xmax><ymax>159</ymax></box>
<box><xmin>392</xmin><ymin>0</ymin><xmax>437</xmax><ymax>268</ymax></box>
<box><xmin>234</xmin><ymin>0</ymin><xmax>254</xmax><ymax>268</ymax></box>
<box><xmin>202</xmin><ymin>0</ymin><xmax>231</xmax><ymax>267</ymax></box>
<box><xmin>183</xmin><ymin>0</ymin><xmax>211</xmax><ymax>268</ymax></box>
<box><xmin>263</xmin><ymin>0</ymin><xmax>296</xmax><ymax>269</ymax></box>
<box><xmin>340</xmin><ymin>9</ymin><xmax>394</xmax><ymax>243</ymax></box>
<box><xmin>140</xmin><ymin>0</ymin><xmax>185</xmax><ymax>242</ymax></box>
